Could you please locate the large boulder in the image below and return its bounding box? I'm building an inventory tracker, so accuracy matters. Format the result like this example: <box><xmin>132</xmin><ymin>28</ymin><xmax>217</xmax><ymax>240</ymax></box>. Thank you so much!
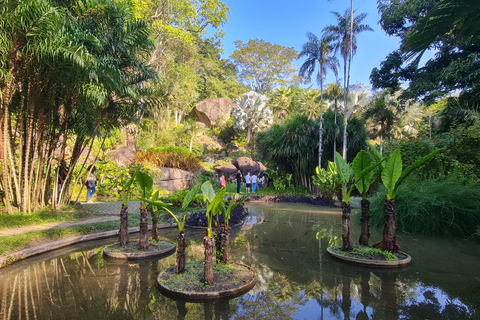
<box><xmin>232</xmin><ymin>157</ymin><xmax>267</xmax><ymax>176</ymax></box>
<box><xmin>214</xmin><ymin>164</ymin><xmax>238</xmax><ymax>181</ymax></box>
<box><xmin>193</xmin><ymin>98</ymin><xmax>235</xmax><ymax>127</ymax></box>
<box><xmin>156</xmin><ymin>168</ymin><xmax>194</xmax><ymax>193</ymax></box>
<box><xmin>105</xmin><ymin>146</ymin><xmax>136</xmax><ymax>167</ymax></box>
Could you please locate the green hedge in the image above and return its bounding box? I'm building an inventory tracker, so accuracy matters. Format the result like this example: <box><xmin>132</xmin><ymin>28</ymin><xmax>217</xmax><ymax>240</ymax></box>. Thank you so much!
<box><xmin>368</xmin><ymin>180</ymin><xmax>480</xmax><ymax>237</ymax></box>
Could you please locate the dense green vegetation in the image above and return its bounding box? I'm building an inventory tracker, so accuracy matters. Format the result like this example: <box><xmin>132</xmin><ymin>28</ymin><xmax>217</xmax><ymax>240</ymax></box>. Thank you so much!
<box><xmin>369</xmin><ymin>180</ymin><xmax>480</xmax><ymax>238</ymax></box>
<box><xmin>1</xmin><ymin>0</ymin><xmax>479</xmax><ymax>243</ymax></box>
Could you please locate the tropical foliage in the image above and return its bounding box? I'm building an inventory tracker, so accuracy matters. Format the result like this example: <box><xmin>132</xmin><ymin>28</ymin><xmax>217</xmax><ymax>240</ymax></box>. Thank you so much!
<box><xmin>231</xmin><ymin>39</ymin><xmax>299</xmax><ymax>93</ymax></box>
<box><xmin>0</xmin><ymin>0</ymin><xmax>155</xmax><ymax>213</ymax></box>
<box><xmin>299</xmin><ymin>32</ymin><xmax>338</xmax><ymax>167</ymax></box>
<box><xmin>323</xmin><ymin>9</ymin><xmax>373</xmax><ymax>159</ymax></box>
<box><xmin>233</xmin><ymin>91</ymin><xmax>274</xmax><ymax>143</ymax></box>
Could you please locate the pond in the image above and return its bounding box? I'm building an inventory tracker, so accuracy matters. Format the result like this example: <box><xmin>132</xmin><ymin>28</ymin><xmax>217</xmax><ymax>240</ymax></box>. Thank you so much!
<box><xmin>0</xmin><ymin>201</ymin><xmax>479</xmax><ymax>319</ymax></box>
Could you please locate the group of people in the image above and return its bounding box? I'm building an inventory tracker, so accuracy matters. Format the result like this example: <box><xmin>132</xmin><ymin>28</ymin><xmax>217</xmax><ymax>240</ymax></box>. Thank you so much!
<box><xmin>219</xmin><ymin>170</ymin><xmax>267</xmax><ymax>194</ymax></box>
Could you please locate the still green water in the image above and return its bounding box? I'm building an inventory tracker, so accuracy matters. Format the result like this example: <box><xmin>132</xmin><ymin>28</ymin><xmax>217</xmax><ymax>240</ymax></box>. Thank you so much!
<box><xmin>0</xmin><ymin>201</ymin><xmax>479</xmax><ymax>319</ymax></box>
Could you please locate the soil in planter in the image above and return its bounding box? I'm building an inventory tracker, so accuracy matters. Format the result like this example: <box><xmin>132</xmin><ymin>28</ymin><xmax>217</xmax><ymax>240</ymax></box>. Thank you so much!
<box><xmin>158</xmin><ymin>261</ymin><xmax>255</xmax><ymax>293</ymax></box>
<box><xmin>106</xmin><ymin>240</ymin><xmax>173</xmax><ymax>254</ymax></box>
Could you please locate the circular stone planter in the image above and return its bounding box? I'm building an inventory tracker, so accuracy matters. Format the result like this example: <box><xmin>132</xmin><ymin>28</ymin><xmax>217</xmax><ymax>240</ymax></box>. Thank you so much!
<box><xmin>327</xmin><ymin>246</ymin><xmax>411</xmax><ymax>268</ymax></box>
<box><xmin>157</xmin><ymin>261</ymin><xmax>256</xmax><ymax>301</ymax></box>
<box><xmin>103</xmin><ymin>240</ymin><xmax>176</xmax><ymax>260</ymax></box>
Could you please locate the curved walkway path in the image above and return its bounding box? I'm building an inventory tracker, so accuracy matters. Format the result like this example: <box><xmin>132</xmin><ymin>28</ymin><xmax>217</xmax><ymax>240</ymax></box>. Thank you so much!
<box><xmin>0</xmin><ymin>201</ymin><xmax>141</xmax><ymax>237</ymax></box>
<box><xmin>0</xmin><ymin>201</ymin><xmax>172</xmax><ymax>268</ymax></box>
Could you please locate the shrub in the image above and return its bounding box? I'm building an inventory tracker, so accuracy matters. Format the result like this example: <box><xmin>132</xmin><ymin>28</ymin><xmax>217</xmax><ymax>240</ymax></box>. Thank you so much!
<box><xmin>169</xmin><ymin>188</ymin><xmax>189</xmax><ymax>206</ymax></box>
<box><xmin>385</xmin><ymin>123</ymin><xmax>480</xmax><ymax>184</ymax></box>
<box><xmin>133</xmin><ymin>149</ymin><xmax>201</xmax><ymax>171</ymax></box>
<box><xmin>368</xmin><ymin>180</ymin><xmax>480</xmax><ymax>237</ymax></box>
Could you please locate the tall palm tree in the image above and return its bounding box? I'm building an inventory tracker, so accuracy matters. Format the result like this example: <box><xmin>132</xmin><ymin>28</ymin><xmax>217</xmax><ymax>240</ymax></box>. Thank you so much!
<box><xmin>298</xmin><ymin>32</ymin><xmax>339</xmax><ymax>168</ymax></box>
<box><xmin>324</xmin><ymin>9</ymin><xmax>372</xmax><ymax>160</ymax></box>
<box><xmin>325</xmin><ymin>82</ymin><xmax>343</xmax><ymax>161</ymax></box>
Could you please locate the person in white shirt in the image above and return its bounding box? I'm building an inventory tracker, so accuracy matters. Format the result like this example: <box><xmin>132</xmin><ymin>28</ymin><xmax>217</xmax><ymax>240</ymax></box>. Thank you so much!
<box><xmin>245</xmin><ymin>172</ymin><xmax>252</xmax><ymax>193</ymax></box>
<box><xmin>251</xmin><ymin>174</ymin><xmax>257</xmax><ymax>193</ymax></box>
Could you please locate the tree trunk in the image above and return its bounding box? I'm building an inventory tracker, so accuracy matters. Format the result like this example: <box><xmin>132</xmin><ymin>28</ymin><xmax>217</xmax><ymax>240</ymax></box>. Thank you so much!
<box><xmin>341</xmin><ymin>202</ymin><xmax>353</xmax><ymax>251</ymax></box>
<box><xmin>151</xmin><ymin>210</ymin><xmax>159</xmax><ymax>242</ymax></box>
<box><xmin>119</xmin><ymin>204</ymin><xmax>129</xmax><ymax>246</ymax></box>
<box><xmin>204</xmin><ymin>236</ymin><xmax>214</xmax><ymax>285</ymax></box>
<box><xmin>373</xmin><ymin>199</ymin><xmax>399</xmax><ymax>253</ymax></box>
<box><xmin>333</xmin><ymin>99</ymin><xmax>338</xmax><ymax>162</ymax></box>
<box><xmin>220</xmin><ymin>227</ymin><xmax>230</xmax><ymax>265</ymax></box>
<box><xmin>176</xmin><ymin>231</ymin><xmax>187</xmax><ymax>274</ymax></box>
<box><xmin>215</xmin><ymin>229</ymin><xmax>222</xmax><ymax>264</ymax></box>
<box><xmin>319</xmin><ymin>85</ymin><xmax>324</xmax><ymax>168</ymax></box>
<box><xmin>138</xmin><ymin>206</ymin><xmax>149</xmax><ymax>250</ymax></box>
<box><xmin>358</xmin><ymin>199</ymin><xmax>371</xmax><ymax>246</ymax></box>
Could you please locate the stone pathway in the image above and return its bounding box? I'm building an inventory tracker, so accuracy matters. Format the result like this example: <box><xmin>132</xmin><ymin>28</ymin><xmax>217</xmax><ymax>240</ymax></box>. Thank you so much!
<box><xmin>0</xmin><ymin>201</ymin><xmax>142</xmax><ymax>237</ymax></box>
<box><xmin>81</xmin><ymin>200</ymin><xmax>141</xmax><ymax>215</ymax></box>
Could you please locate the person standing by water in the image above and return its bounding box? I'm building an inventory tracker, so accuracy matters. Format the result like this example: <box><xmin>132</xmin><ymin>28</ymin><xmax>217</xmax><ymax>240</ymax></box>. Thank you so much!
<box><xmin>86</xmin><ymin>165</ymin><xmax>96</xmax><ymax>203</ymax></box>
<box><xmin>245</xmin><ymin>172</ymin><xmax>252</xmax><ymax>194</ymax></box>
<box><xmin>251</xmin><ymin>173</ymin><xmax>257</xmax><ymax>193</ymax></box>
<box><xmin>236</xmin><ymin>170</ymin><xmax>243</xmax><ymax>193</ymax></box>
<box><xmin>219</xmin><ymin>173</ymin><xmax>226</xmax><ymax>188</ymax></box>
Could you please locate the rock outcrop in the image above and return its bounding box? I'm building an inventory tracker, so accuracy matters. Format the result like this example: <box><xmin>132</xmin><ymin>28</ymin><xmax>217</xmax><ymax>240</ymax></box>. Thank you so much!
<box><xmin>232</xmin><ymin>157</ymin><xmax>267</xmax><ymax>176</ymax></box>
<box><xmin>193</xmin><ymin>98</ymin><xmax>235</xmax><ymax>127</ymax></box>
<box><xmin>156</xmin><ymin>168</ymin><xmax>193</xmax><ymax>193</ymax></box>
<box><xmin>105</xmin><ymin>146</ymin><xmax>136</xmax><ymax>167</ymax></box>
<box><xmin>214</xmin><ymin>164</ymin><xmax>238</xmax><ymax>181</ymax></box>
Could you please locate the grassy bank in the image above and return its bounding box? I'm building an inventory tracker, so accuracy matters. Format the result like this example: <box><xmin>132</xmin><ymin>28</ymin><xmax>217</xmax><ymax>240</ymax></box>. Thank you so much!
<box><xmin>0</xmin><ymin>216</ymin><xmax>142</xmax><ymax>256</ymax></box>
<box><xmin>0</xmin><ymin>205</ymin><xmax>93</xmax><ymax>230</ymax></box>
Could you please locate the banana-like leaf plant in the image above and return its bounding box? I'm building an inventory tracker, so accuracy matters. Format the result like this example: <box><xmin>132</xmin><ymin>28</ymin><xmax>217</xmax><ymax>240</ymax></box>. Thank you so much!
<box><xmin>373</xmin><ymin>148</ymin><xmax>443</xmax><ymax>252</ymax></box>
<box><xmin>135</xmin><ymin>171</ymin><xmax>154</xmax><ymax>250</ymax></box>
<box><xmin>217</xmin><ymin>194</ymin><xmax>248</xmax><ymax>264</ymax></box>
<box><xmin>150</xmin><ymin>190</ymin><xmax>161</xmax><ymax>242</ymax></box>
<box><xmin>312</xmin><ymin>162</ymin><xmax>340</xmax><ymax>201</ymax></box>
<box><xmin>200</xmin><ymin>181</ymin><xmax>226</xmax><ymax>285</ymax></box>
<box><xmin>334</xmin><ymin>151</ymin><xmax>384</xmax><ymax>251</ymax></box>
<box><xmin>352</xmin><ymin>150</ymin><xmax>375</xmax><ymax>246</ymax></box>
<box><xmin>119</xmin><ymin>173</ymin><xmax>136</xmax><ymax>246</ymax></box>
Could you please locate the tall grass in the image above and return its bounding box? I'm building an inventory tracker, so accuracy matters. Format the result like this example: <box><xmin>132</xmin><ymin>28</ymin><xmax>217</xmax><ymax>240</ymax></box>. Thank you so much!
<box><xmin>134</xmin><ymin>150</ymin><xmax>201</xmax><ymax>171</ymax></box>
<box><xmin>369</xmin><ymin>180</ymin><xmax>480</xmax><ymax>237</ymax></box>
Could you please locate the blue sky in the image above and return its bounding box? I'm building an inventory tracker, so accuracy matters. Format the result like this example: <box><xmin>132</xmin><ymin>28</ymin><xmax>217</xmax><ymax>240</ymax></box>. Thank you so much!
<box><xmin>219</xmin><ymin>0</ymin><xmax>401</xmax><ymax>89</ymax></box>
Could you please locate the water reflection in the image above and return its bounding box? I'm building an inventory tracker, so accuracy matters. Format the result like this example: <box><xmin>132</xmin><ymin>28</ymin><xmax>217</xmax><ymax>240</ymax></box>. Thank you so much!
<box><xmin>0</xmin><ymin>202</ymin><xmax>479</xmax><ymax>319</ymax></box>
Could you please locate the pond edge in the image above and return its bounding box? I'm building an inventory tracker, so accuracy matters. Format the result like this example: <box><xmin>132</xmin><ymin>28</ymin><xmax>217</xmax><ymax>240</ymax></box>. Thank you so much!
<box><xmin>0</xmin><ymin>224</ymin><xmax>176</xmax><ymax>269</ymax></box>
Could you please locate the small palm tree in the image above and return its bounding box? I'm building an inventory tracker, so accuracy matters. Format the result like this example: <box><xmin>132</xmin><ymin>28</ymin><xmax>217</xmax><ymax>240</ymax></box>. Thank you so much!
<box><xmin>269</xmin><ymin>87</ymin><xmax>294</xmax><ymax>120</ymax></box>
<box><xmin>298</xmin><ymin>89</ymin><xmax>321</xmax><ymax>121</ymax></box>
<box><xmin>299</xmin><ymin>32</ymin><xmax>339</xmax><ymax>168</ymax></box>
